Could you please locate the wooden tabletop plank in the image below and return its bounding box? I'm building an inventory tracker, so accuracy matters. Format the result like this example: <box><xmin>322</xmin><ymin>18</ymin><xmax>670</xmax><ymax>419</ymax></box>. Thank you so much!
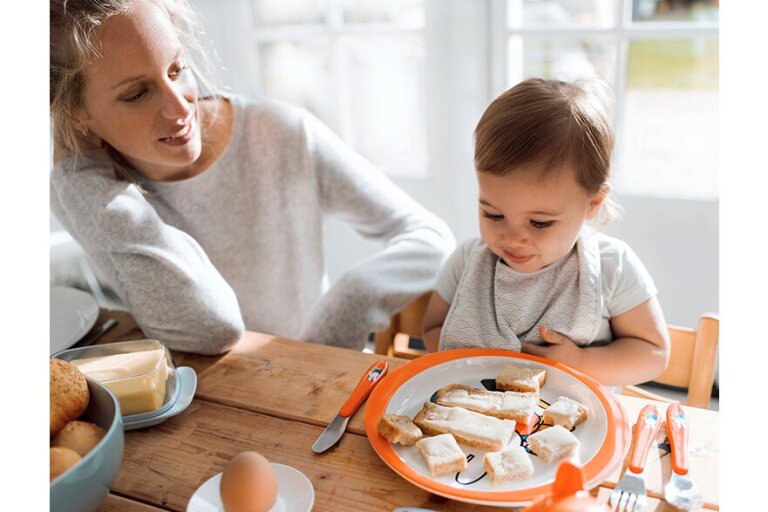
<box><xmin>193</xmin><ymin>333</ymin><xmax>405</xmax><ymax>433</ymax></box>
<box><xmin>97</xmin><ymin>494</ymin><xmax>168</xmax><ymax>512</ymax></box>
<box><xmin>113</xmin><ymin>400</ymin><xmax>514</xmax><ymax>512</ymax></box>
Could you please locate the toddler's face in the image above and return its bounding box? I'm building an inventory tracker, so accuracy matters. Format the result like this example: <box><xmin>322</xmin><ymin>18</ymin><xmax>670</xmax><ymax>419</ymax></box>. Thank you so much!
<box><xmin>477</xmin><ymin>166</ymin><xmax>604</xmax><ymax>273</ymax></box>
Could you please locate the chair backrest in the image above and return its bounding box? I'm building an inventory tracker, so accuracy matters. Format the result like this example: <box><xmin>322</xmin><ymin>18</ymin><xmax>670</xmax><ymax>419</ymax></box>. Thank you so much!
<box><xmin>631</xmin><ymin>313</ymin><xmax>719</xmax><ymax>409</ymax></box>
<box><xmin>373</xmin><ymin>292</ymin><xmax>431</xmax><ymax>357</ymax></box>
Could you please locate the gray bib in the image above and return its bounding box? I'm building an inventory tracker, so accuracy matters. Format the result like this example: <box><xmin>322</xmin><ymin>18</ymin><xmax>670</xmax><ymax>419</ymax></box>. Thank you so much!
<box><xmin>439</xmin><ymin>232</ymin><xmax>603</xmax><ymax>351</ymax></box>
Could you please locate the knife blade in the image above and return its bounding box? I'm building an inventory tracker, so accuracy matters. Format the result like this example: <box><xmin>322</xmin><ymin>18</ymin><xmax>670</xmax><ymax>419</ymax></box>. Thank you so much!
<box><xmin>312</xmin><ymin>359</ymin><xmax>389</xmax><ymax>453</ymax></box>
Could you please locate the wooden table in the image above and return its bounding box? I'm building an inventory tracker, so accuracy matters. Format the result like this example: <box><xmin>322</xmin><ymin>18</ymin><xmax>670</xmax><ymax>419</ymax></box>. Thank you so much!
<box><xmin>91</xmin><ymin>311</ymin><xmax>719</xmax><ymax>511</ymax></box>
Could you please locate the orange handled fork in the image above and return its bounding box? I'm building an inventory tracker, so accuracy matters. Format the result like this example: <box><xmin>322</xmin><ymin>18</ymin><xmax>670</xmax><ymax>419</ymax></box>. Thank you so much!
<box><xmin>663</xmin><ymin>403</ymin><xmax>703</xmax><ymax>510</ymax></box>
<box><xmin>610</xmin><ymin>404</ymin><xmax>662</xmax><ymax>511</ymax></box>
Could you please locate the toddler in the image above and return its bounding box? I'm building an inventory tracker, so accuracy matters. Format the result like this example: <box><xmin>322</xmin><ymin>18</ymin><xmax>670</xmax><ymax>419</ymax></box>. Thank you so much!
<box><xmin>422</xmin><ymin>78</ymin><xmax>669</xmax><ymax>386</ymax></box>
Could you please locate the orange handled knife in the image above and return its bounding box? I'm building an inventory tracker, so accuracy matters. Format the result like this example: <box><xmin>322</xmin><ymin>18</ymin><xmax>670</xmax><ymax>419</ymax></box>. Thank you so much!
<box><xmin>312</xmin><ymin>360</ymin><xmax>389</xmax><ymax>453</ymax></box>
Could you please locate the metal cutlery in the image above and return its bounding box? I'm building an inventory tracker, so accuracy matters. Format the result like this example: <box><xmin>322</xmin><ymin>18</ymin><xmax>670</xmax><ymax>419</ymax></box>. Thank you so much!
<box><xmin>664</xmin><ymin>403</ymin><xmax>703</xmax><ymax>510</ymax></box>
<box><xmin>610</xmin><ymin>404</ymin><xmax>662</xmax><ymax>511</ymax></box>
<box><xmin>312</xmin><ymin>360</ymin><xmax>388</xmax><ymax>453</ymax></box>
<box><xmin>72</xmin><ymin>318</ymin><xmax>118</xmax><ymax>348</ymax></box>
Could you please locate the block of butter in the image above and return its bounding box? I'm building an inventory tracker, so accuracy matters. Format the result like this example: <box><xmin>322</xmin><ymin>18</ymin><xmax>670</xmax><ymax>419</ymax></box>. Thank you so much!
<box><xmin>71</xmin><ymin>349</ymin><xmax>168</xmax><ymax>416</ymax></box>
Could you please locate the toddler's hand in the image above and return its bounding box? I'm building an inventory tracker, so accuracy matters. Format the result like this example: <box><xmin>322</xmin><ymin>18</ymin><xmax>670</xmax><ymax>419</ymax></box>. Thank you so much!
<box><xmin>521</xmin><ymin>325</ymin><xmax>584</xmax><ymax>369</ymax></box>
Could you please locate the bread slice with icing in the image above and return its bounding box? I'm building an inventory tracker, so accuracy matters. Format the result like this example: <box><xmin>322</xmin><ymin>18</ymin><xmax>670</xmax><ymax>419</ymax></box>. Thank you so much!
<box><xmin>543</xmin><ymin>396</ymin><xmax>589</xmax><ymax>430</ymax></box>
<box><xmin>526</xmin><ymin>425</ymin><xmax>580</xmax><ymax>463</ymax></box>
<box><xmin>413</xmin><ymin>402</ymin><xmax>516</xmax><ymax>452</ymax></box>
<box><xmin>483</xmin><ymin>444</ymin><xmax>535</xmax><ymax>485</ymax></box>
<box><xmin>435</xmin><ymin>383</ymin><xmax>538</xmax><ymax>424</ymax></box>
<box><xmin>415</xmin><ymin>433</ymin><xmax>467</xmax><ymax>477</ymax></box>
<box><xmin>377</xmin><ymin>414</ymin><xmax>423</xmax><ymax>446</ymax></box>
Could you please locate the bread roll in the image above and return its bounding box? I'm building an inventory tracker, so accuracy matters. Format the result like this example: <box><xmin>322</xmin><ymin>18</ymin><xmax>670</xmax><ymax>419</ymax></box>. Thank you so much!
<box><xmin>52</xmin><ymin>420</ymin><xmax>105</xmax><ymax>457</ymax></box>
<box><xmin>50</xmin><ymin>359</ymin><xmax>89</xmax><ymax>437</ymax></box>
<box><xmin>50</xmin><ymin>447</ymin><xmax>82</xmax><ymax>481</ymax></box>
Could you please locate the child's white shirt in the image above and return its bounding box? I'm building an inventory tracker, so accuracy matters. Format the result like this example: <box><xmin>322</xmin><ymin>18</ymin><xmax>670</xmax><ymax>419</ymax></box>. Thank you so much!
<box><xmin>435</xmin><ymin>231</ymin><xmax>657</xmax><ymax>347</ymax></box>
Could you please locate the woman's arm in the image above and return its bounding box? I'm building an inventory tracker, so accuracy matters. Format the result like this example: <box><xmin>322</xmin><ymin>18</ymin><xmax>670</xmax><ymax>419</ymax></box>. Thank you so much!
<box><xmin>51</xmin><ymin>160</ymin><xmax>244</xmax><ymax>354</ymax></box>
<box><xmin>422</xmin><ymin>293</ymin><xmax>451</xmax><ymax>352</ymax></box>
<box><xmin>297</xmin><ymin>111</ymin><xmax>455</xmax><ymax>349</ymax></box>
<box><xmin>523</xmin><ymin>297</ymin><xmax>670</xmax><ymax>386</ymax></box>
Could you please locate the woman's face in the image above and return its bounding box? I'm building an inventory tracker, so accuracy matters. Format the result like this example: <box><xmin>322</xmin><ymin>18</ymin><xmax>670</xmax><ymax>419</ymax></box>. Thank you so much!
<box><xmin>76</xmin><ymin>1</ymin><xmax>202</xmax><ymax>181</ymax></box>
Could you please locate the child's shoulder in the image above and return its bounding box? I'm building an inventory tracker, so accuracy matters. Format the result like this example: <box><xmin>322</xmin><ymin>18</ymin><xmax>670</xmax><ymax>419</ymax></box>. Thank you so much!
<box><xmin>590</xmin><ymin>231</ymin><xmax>653</xmax><ymax>288</ymax></box>
<box><xmin>592</xmin><ymin>231</ymin><xmax>633</xmax><ymax>260</ymax></box>
<box><xmin>449</xmin><ymin>237</ymin><xmax>489</xmax><ymax>265</ymax></box>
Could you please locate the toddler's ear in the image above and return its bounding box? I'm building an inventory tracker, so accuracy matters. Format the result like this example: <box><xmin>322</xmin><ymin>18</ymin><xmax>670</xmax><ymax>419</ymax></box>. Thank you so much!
<box><xmin>587</xmin><ymin>184</ymin><xmax>611</xmax><ymax>220</ymax></box>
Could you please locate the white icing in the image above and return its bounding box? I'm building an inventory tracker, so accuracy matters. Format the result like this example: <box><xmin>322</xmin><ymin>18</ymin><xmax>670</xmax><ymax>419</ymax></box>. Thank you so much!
<box><xmin>421</xmin><ymin>403</ymin><xmax>516</xmax><ymax>446</ymax></box>
<box><xmin>484</xmin><ymin>444</ymin><xmax>535</xmax><ymax>482</ymax></box>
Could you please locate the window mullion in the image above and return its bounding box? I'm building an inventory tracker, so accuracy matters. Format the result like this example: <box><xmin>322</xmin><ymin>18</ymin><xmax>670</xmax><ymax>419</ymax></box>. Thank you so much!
<box><xmin>489</xmin><ymin>0</ymin><xmax>510</xmax><ymax>97</ymax></box>
<box><xmin>612</xmin><ymin>0</ymin><xmax>630</xmax><ymax>170</ymax></box>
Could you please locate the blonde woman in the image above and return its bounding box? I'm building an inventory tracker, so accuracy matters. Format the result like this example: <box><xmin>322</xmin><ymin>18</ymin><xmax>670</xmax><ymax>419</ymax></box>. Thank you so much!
<box><xmin>50</xmin><ymin>0</ymin><xmax>455</xmax><ymax>354</ymax></box>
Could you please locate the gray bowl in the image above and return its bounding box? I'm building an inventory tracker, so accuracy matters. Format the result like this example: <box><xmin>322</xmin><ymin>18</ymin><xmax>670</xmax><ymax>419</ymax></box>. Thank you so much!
<box><xmin>50</xmin><ymin>376</ymin><xmax>125</xmax><ymax>512</ymax></box>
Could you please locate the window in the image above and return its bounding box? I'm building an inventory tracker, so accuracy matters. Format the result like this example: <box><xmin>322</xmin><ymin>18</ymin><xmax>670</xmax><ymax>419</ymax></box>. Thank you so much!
<box><xmin>248</xmin><ymin>0</ymin><xmax>428</xmax><ymax>178</ymax></box>
<box><xmin>496</xmin><ymin>0</ymin><xmax>719</xmax><ymax>199</ymax></box>
<box><xmin>217</xmin><ymin>0</ymin><xmax>718</xmax><ymax>198</ymax></box>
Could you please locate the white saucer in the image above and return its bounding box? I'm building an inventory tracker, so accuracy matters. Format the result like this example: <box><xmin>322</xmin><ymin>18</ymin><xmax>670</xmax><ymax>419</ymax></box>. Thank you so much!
<box><xmin>50</xmin><ymin>286</ymin><xmax>99</xmax><ymax>355</ymax></box>
<box><xmin>187</xmin><ymin>463</ymin><xmax>314</xmax><ymax>512</ymax></box>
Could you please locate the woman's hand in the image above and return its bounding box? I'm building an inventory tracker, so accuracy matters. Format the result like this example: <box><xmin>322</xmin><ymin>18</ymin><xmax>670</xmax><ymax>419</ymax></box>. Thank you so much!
<box><xmin>521</xmin><ymin>325</ymin><xmax>585</xmax><ymax>369</ymax></box>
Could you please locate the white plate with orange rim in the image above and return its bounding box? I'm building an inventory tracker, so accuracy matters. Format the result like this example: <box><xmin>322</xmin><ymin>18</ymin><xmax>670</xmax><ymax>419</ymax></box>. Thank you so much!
<box><xmin>364</xmin><ymin>348</ymin><xmax>630</xmax><ymax>507</ymax></box>
<box><xmin>187</xmin><ymin>463</ymin><xmax>314</xmax><ymax>512</ymax></box>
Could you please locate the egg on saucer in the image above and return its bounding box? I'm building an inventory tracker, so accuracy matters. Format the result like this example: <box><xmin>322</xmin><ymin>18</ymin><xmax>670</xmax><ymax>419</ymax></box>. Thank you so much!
<box><xmin>219</xmin><ymin>451</ymin><xmax>278</xmax><ymax>512</ymax></box>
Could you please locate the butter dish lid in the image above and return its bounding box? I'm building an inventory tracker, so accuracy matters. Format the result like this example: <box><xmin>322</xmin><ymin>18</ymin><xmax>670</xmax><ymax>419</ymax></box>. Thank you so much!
<box><xmin>122</xmin><ymin>366</ymin><xmax>197</xmax><ymax>430</ymax></box>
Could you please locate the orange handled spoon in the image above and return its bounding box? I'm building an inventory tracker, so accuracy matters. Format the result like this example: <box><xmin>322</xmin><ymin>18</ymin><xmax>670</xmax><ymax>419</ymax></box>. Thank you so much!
<box><xmin>664</xmin><ymin>403</ymin><xmax>703</xmax><ymax>510</ymax></box>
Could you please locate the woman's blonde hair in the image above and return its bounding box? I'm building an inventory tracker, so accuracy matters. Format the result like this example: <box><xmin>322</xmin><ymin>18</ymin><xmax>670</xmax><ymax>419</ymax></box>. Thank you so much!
<box><xmin>50</xmin><ymin>0</ymin><xmax>221</xmax><ymax>175</ymax></box>
<box><xmin>474</xmin><ymin>78</ymin><xmax>620</xmax><ymax>221</ymax></box>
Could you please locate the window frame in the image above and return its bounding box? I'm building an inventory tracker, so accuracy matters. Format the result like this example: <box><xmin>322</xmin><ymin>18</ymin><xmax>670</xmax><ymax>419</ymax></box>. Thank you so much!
<box><xmin>489</xmin><ymin>0</ymin><xmax>719</xmax><ymax>197</ymax></box>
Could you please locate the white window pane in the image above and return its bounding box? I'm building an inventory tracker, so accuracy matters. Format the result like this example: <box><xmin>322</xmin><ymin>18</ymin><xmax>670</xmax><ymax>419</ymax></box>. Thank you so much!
<box><xmin>252</xmin><ymin>0</ymin><xmax>326</xmax><ymax>26</ymax></box>
<box><xmin>339</xmin><ymin>35</ymin><xmax>427</xmax><ymax>177</ymax></box>
<box><xmin>257</xmin><ymin>41</ymin><xmax>336</xmax><ymax>127</ymax></box>
<box><xmin>507</xmin><ymin>0</ymin><xmax>616</xmax><ymax>29</ymax></box>
<box><xmin>507</xmin><ymin>36</ymin><xmax>617</xmax><ymax>87</ymax></box>
<box><xmin>617</xmin><ymin>38</ymin><xmax>718</xmax><ymax>198</ymax></box>
<box><xmin>631</xmin><ymin>0</ymin><xmax>719</xmax><ymax>23</ymax></box>
<box><xmin>341</xmin><ymin>0</ymin><xmax>425</xmax><ymax>28</ymax></box>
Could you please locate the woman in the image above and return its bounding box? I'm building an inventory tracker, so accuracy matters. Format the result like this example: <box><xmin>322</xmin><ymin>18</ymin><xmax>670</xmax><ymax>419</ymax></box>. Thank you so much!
<box><xmin>50</xmin><ymin>0</ymin><xmax>454</xmax><ymax>354</ymax></box>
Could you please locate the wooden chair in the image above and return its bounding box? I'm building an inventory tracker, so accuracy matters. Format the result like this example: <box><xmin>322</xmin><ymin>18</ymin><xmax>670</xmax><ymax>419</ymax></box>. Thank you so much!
<box><xmin>374</xmin><ymin>298</ymin><xmax>719</xmax><ymax>409</ymax></box>
<box><xmin>373</xmin><ymin>292</ymin><xmax>432</xmax><ymax>359</ymax></box>
<box><xmin>622</xmin><ymin>313</ymin><xmax>719</xmax><ymax>409</ymax></box>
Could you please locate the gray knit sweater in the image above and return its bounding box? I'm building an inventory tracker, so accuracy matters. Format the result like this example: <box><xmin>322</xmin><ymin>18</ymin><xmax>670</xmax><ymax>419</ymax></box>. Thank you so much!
<box><xmin>50</xmin><ymin>95</ymin><xmax>455</xmax><ymax>354</ymax></box>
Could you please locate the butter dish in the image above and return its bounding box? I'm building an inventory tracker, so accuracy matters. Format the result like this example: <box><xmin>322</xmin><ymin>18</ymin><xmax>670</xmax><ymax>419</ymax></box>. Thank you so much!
<box><xmin>121</xmin><ymin>366</ymin><xmax>196</xmax><ymax>430</ymax></box>
<box><xmin>53</xmin><ymin>339</ymin><xmax>197</xmax><ymax>430</ymax></box>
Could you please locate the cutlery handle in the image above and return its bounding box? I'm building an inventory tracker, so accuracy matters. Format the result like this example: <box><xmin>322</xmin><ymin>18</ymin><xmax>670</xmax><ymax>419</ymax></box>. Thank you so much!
<box><xmin>666</xmin><ymin>402</ymin><xmax>689</xmax><ymax>475</ymax></box>
<box><xmin>339</xmin><ymin>360</ymin><xmax>389</xmax><ymax>417</ymax></box>
<box><xmin>628</xmin><ymin>404</ymin><xmax>661</xmax><ymax>474</ymax></box>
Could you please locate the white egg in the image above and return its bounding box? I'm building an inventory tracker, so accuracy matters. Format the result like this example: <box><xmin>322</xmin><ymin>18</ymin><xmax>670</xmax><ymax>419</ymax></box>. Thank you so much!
<box><xmin>220</xmin><ymin>451</ymin><xmax>278</xmax><ymax>512</ymax></box>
